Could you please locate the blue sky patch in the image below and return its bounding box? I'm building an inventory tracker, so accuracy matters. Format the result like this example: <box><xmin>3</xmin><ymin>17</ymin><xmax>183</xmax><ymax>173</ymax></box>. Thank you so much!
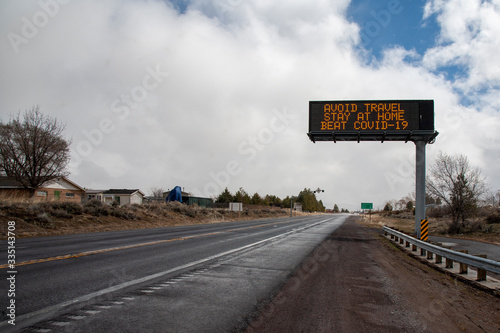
<box><xmin>164</xmin><ymin>0</ymin><xmax>188</xmax><ymax>14</ymax></box>
<box><xmin>347</xmin><ymin>0</ymin><xmax>440</xmax><ymax>59</ymax></box>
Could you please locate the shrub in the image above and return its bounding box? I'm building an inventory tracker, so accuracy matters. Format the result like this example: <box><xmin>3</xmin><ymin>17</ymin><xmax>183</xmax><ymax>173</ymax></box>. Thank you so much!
<box><xmin>197</xmin><ymin>208</ymin><xmax>210</xmax><ymax>216</ymax></box>
<box><xmin>486</xmin><ymin>212</ymin><xmax>500</xmax><ymax>224</ymax></box>
<box><xmin>1</xmin><ymin>202</ymin><xmax>33</xmax><ymax>218</ymax></box>
<box><xmin>58</xmin><ymin>202</ymin><xmax>83</xmax><ymax>215</ymax></box>
<box><xmin>110</xmin><ymin>208</ymin><xmax>136</xmax><ymax>220</ymax></box>
<box><xmin>183</xmin><ymin>206</ymin><xmax>197</xmax><ymax>218</ymax></box>
<box><xmin>129</xmin><ymin>204</ymin><xmax>141</xmax><ymax>212</ymax></box>
<box><xmin>36</xmin><ymin>213</ymin><xmax>55</xmax><ymax>228</ymax></box>
<box><xmin>144</xmin><ymin>204</ymin><xmax>166</xmax><ymax>216</ymax></box>
<box><xmin>50</xmin><ymin>208</ymin><xmax>72</xmax><ymax>219</ymax></box>
<box><xmin>165</xmin><ymin>202</ymin><xmax>199</xmax><ymax>218</ymax></box>
<box><xmin>84</xmin><ymin>199</ymin><xmax>104</xmax><ymax>208</ymax></box>
<box><xmin>427</xmin><ymin>206</ymin><xmax>448</xmax><ymax>218</ymax></box>
<box><xmin>27</xmin><ymin>204</ymin><xmax>45</xmax><ymax>217</ymax></box>
<box><xmin>84</xmin><ymin>204</ymin><xmax>110</xmax><ymax>217</ymax></box>
<box><xmin>447</xmin><ymin>220</ymin><xmax>462</xmax><ymax>234</ymax></box>
<box><xmin>469</xmin><ymin>220</ymin><xmax>493</xmax><ymax>233</ymax></box>
<box><xmin>40</xmin><ymin>202</ymin><xmax>83</xmax><ymax>217</ymax></box>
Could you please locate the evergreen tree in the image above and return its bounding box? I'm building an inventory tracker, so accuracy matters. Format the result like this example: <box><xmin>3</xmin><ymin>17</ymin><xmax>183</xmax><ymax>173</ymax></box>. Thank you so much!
<box><xmin>216</xmin><ymin>188</ymin><xmax>233</xmax><ymax>203</ymax></box>
<box><xmin>317</xmin><ymin>200</ymin><xmax>325</xmax><ymax>212</ymax></box>
<box><xmin>251</xmin><ymin>192</ymin><xmax>264</xmax><ymax>205</ymax></box>
<box><xmin>297</xmin><ymin>188</ymin><xmax>318</xmax><ymax>212</ymax></box>
<box><xmin>234</xmin><ymin>187</ymin><xmax>251</xmax><ymax>204</ymax></box>
<box><xmin>333</xmin><ymin>204</ymin><xmax>339</xmax><ymax>213</ymax></box>
<box><xmin>265</xmin><ymin>194</ymin><xmax>282</xmax><ymax>207</ymax></box>
<box><xmin>282</xmin><ymin>196</ymin><xmax>292</xmax><ymax>209</ymax></box>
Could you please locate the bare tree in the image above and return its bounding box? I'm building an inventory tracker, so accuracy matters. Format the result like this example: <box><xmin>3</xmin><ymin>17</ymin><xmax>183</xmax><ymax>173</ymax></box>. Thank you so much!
<box><xmin>395</xmin><ymin>198</ymin><xmax>406</xmax><ymax>210</ymax></box>
<box><xmin>426</xmin><ymin>152</ymin><xmax>488</xmax><ymax>231</ymax></box>
<box><xmin>483</xmin><ymin>191</ymin><xmax>499</xmax><ymax>207</ymax></box>
<box><xmin>149</xmin><ymin>187</ymin><xmax>164</xmax><ymax>198</ymax></box>
<box><xmin>0</xmin><ymin>106</ymin><xmax>70</xmax><ymax>196</ymax></box>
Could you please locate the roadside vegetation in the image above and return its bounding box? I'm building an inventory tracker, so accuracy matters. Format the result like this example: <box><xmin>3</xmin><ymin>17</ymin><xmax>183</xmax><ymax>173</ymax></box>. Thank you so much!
<box><xmin>0</xmin><ymin>199</ymin><xmax>302</xmax><ymax>238</ymax></box>
<box><xmin>371</xmin><ymin>199</ymin><xmax>500</xmax><ymax>245</ymax></box>
<box><xmin>364</xmin><ymin>207</ymin><xmax>500</xmax><ymax>245</ymax></box>
<box><xmin>215</xmin><ymin>187</ymin><xmax>326</xmax><ymax>212</ymax></box>
<box><xmin>371</xmin><ymin>152</ymin><xmax>500</xmax><ymax>244</ymax></box>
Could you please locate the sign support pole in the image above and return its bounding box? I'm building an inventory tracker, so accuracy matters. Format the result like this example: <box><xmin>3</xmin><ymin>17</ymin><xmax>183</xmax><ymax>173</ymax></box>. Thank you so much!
<box><xmin>415</xmin><ymin>140</ymin><xmax>426</xmax><ymax>238</ymax></box>
<box><xmin>307</xmin><ymin>100</ymin><xmax>437</xmax><ymax>238</ymax></box>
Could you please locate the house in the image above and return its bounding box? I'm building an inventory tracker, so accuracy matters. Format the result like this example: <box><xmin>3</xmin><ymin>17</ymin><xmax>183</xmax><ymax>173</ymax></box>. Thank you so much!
<box><xmin>102</xmin><ymin>189</ymin><xmax>144</xmax><ymax>206</ymax></box>
<box><xmin>163</xmin><ymin>188</ymin><xmax>214</xmax><ymax>208</ymax></box>
<box><xmin>0</xmin><ymin>177</ymin><xmax>26</xmax><ymax>199</ymax></box>
<box><xmin>0</xmin><ymin>176</ymin><xmax>85</xmax><ymax>202</ymax></box>
<box><xmin>84</xmin><ymin>189</ymin><xmax>105</xmax><ymax>203</ymax></box>
<box><xmin>163</xmin><ymin>189</ymin><xmax>191</xmax><ymax>199</ymax></box>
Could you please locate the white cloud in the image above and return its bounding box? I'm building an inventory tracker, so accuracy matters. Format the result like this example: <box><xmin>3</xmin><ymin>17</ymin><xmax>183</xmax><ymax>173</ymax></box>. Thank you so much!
<box><xmin>423</xmin><ymin>0</ymin><xmax>500</xmax><ymax>100</ymax></box>
<box><xmin>1</xmin><ymin>0</ymin><xmax>499</xmax><ymax>210</ymax></box>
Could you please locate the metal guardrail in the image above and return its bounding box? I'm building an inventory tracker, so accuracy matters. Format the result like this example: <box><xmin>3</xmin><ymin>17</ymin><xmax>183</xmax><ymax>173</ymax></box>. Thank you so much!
<box><xmin>383</xmin><ymin>226</ymin><xmax>500</xmax><ymax>276</ymax></box>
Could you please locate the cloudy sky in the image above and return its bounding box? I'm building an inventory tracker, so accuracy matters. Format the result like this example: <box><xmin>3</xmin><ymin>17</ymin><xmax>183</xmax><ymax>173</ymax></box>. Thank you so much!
<box><xmin>1</xmin><ymin>0</ymin><xmax>499</xmax><ymax>211</ymax></box>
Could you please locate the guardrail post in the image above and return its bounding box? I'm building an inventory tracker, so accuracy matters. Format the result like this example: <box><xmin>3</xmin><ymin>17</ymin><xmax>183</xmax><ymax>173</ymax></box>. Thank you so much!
<box><xmin>435</xmin><ymin>254</ymin><xmax>442</xmax><ymax>264</ymax></box>
<box><xmin>459</xmin><ymin>250</ymin><xmax>468</xmax><ymax>274</ymax></box>
<box><xmin>382</xmin><ymin>226</ymin><xmax>500</xmax><ymax>278</ymax></box>
<box><xmin>391</xmin><ymin>234</ymin><xmax>394</xmax><ymax>239</ymax></box>
<box><xmin>475</xmin><ymin>254</ymin><xmax>487</xmax><ymax>281</ymax></box>
<box><xmin>445</xmin><ymin>257</ymin><xmax>453</xmax><ymax>268</ymax></box>
<box><xmin>427</xmin><ymin>250</ymin><xmax>433</xmax><ymax>260</ymax></box>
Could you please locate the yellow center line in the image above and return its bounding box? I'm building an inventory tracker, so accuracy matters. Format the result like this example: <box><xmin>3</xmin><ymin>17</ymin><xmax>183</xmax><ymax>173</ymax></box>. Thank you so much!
<box><xmin>1</xmin><ymin>219</ymin><xmax>298</xmax><ymax>269</ymax></box>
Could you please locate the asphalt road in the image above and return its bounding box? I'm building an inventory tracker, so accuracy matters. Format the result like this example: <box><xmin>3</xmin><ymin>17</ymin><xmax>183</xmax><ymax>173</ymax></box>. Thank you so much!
<box><xmin>429</xmin><ymin>235</ymin><xmax>500</xmax><ymax>261</ymax></box>
<box><xmin>0</xmin><ymin>214</ymin><xmax>348</xmax><ymax>332</ymax></box>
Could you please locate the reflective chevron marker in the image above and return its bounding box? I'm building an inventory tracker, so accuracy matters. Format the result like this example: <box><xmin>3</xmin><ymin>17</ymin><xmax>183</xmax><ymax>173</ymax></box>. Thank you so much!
<box><xmin>420</xmin><ymin>219</ymin><xmax>429</xmax><ymax>241</ymax></box>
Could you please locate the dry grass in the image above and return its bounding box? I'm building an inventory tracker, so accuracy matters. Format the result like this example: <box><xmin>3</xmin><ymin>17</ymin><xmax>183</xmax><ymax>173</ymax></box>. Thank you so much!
<box><xmin>0</xmin><ymin>200</ymin><xmax>310</xmax><ymax>239</ymax></box>
<box><xmin>359</xmin><ymin>210</ymin><xmax>500</xmax><ymax>245</ymax></box>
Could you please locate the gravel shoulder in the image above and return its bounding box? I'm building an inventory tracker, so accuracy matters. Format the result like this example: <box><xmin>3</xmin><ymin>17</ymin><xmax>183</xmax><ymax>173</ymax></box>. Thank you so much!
<box><xmin>244</xmin><ymin>216</ymin><xmax>500</xmax><ymax>332</ymax></box>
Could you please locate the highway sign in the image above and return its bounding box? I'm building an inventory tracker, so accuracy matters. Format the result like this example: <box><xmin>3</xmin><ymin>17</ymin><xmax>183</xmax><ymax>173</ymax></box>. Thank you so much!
<box><xmin>361</xmin><ymin>203</ymin><xmax>373</xmax><ymax>210</ymax></box>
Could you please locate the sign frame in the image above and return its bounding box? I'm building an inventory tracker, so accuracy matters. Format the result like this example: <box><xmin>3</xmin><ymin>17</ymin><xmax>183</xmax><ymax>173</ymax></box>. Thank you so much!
<box><xmin>308</xmin><ymin>100</ymin><xmax>438</xmax><ymax>143</ymax></box>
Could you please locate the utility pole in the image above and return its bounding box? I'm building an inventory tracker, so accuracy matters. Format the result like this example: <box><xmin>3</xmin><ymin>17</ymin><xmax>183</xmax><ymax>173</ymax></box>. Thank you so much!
<box><xmin>290</xmin><ymin>196</ymin><xmax>298</xmax><ymax>217</ymax></box>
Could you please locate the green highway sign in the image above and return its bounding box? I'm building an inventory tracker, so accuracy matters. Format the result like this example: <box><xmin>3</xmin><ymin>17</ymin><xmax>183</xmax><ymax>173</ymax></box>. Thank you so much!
<box><xmin>361</xmin><ymin>203</ymin><xmax>373</xmax><ymax>210</ymax></box>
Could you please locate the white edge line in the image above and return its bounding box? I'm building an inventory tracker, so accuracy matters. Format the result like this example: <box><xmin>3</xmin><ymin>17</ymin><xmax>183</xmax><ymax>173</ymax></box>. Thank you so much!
<box><xmin>1</xmin><ymin>217</ymin><xmax>338</xmax><ymax>331</ymax></box>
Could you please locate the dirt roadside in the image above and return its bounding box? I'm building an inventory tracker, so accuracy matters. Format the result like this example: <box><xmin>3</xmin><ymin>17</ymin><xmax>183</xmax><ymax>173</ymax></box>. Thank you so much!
<box><xmin>244</xmin><ymin>216</ymin><xmax>500</xmax><ymax>332</ymax></box>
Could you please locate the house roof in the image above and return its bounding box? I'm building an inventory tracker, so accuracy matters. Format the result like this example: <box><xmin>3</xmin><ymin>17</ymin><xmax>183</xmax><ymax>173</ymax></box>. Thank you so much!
<box><xmin>0</xmin><ymin>176</ymin><xmax>23</xmax><ymax>188</ymax></box>
<box><xmin>50</xmin><ymin>178</ymin><xmax>85</xmax><ymax>192</ymax></box>
<box><xmin>104</xmin><ymin>189</ymin><xmax>144</xmax><ymax>196</ymax></box>
<box><xmin>85</xmin><ymin>189</ymin><xmax>106</xmax><ymax>194</ymax></box>
<box><xmin>163</xmin><ymin>190</ymin><xmax>191</xmax><ymax>197</ymax></box>
<box><xmin>0</xmin><ymin>176</ymin><xmax>84</xmax><ymax>191</ymax></box>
